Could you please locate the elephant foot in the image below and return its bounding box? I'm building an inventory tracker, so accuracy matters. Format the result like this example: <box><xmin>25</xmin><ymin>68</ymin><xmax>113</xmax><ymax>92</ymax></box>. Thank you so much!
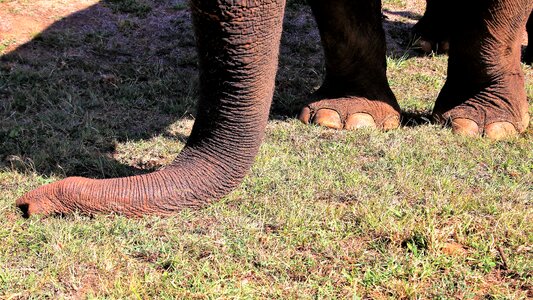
<box><xmin>411</xmin><ymin>4</ymin><xmax>450</xmax><ymax>55</ymax></box>
<box><xmin>433</xmin><ymin>85</ymin><xmax>530</xmax><ymax>140</ymax></box>
<box><xmin>415</xmin><ymin>37</ymin><xmax>450</xmax><ymax>55</ymax></box>
<box><xmin>412</xmin><ymin>22</ymin><xmax>450</xmax><ymax>54</ymax></box>
<box><xmin>298</xmin><ymin>96</ymin><xmax>401</xmax><ymax>130</ymax></box>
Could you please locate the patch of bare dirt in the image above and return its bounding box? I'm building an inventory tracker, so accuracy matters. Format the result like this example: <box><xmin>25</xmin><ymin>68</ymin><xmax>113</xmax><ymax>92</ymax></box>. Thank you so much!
<box><xmin>441</xmin><ymin>241</ymin><xmax>468</xmax><ymax>257</ymax></box>
<box><xmin>0</xmin><ymin>0</ymin><xmax>99</xmax><ymax>52</ymax></box>
<box><xmin>457</xmin><ymin>269</ymin><xmax>532</xmax><ymax>299</ymax></box>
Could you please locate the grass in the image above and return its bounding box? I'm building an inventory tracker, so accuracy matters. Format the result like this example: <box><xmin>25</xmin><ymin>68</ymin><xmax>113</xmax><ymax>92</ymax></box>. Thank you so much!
<box><xmin>104</xmin><ymin>0</ymin><xmax>152</xmax><ymax>18</ymax></box>
<box><xmin>1</xmin><ymin>0</ymin><xmax>532</xmax><ymax>298</ymax></box>
<box><xmin>0</xmin><ymin>39</ymin><xmax>17</xmax><ymax>54</ymax></box>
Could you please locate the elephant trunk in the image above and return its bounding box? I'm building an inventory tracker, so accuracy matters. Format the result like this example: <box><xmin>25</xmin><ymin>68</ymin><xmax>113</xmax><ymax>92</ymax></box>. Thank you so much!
<box><xmin>17</xmin><ymin>0</ymin><xmax>287</xmax><ymax>217</ymax></box>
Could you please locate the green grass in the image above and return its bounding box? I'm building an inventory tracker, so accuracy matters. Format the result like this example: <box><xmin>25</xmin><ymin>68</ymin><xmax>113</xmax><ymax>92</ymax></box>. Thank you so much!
<box><xmin>1</xmin><ymin>0</ymin><xmax>532</xmax><ymax>298</ymax></box>
<box><xmin>0</xmin><ymin>39</ymin><xmax>17</xmax><ymax>54</ymax></box>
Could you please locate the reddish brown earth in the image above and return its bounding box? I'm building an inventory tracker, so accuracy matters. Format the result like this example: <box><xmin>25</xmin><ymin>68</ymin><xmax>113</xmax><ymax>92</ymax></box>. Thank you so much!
<box><xmin>0</xmin><ymin>0</ymin><xmax>100</xmax><ymax>52</ymax></box>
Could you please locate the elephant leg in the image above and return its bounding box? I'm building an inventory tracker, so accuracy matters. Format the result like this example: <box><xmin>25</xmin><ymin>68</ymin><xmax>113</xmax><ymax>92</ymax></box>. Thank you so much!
<box><xmin>15</xmin><ymin>0</ymin><xmax>286</xmax><ymax>217</ymax></box>
<box><xmin>524</xmin><ymin>10</ymin><xmax>533</xmax><ymax>64</ymax></box>
<box><xmin>298</xmin><ymin>0</ymin><xmax>401</xmax><ymax>130</ymax></box>
<box><xmin>412</xmin><ymin>0</ymin><xmax>451</xmax><ymax>54</ymax></box>
<box><xmin>433</xmin><ymin>0</ymin><xmax>531</xmax><ymax>139</ymax></box>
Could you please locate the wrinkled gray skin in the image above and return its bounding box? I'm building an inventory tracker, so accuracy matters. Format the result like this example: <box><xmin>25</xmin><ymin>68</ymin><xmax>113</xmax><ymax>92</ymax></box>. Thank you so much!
<box><xmin>413</xmin><ymin>0</ymin><xmax>532</xmax><ymax>63</ymax></box>
<box><xmin>16</xmin><ymin>0</ymin><xmax>532</xmax><ymax>217</ymax></box>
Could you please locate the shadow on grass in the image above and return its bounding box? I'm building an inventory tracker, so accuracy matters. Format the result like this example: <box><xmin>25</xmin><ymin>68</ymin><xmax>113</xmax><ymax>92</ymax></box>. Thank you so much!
<box><xmin>0</xmin><ymin>1</ymin><xmax>200</xmax><ymax>178</ymax></box>
<box><xmin>0</xmin><ymin>1</ymin><xmax>428</xmax><ymax>179</ymax></box>
<box><xmin>383</xmin><ymin>9</ymin><xmax>423</xmax><ymax>21</ymax></box>
<box><xmin>401</xmin><ymin>111</ymin><xmax>433</xmax><ymax>128</ymax></box>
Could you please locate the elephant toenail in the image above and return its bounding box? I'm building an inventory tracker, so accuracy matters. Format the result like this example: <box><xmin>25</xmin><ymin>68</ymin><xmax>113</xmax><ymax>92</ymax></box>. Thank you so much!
<box><xmin>313</xmin><ymin>109</ymin><xmax>342</xmax><ymax>129</ymax></box>
<box><xmin>345</xmin><ymin>113</ymin><xmax>376</xmax><ymax>130</ymax></box>
<box><xmin>382</xmin><ymin>115</ymin><xmax>400</xmax><ymax>130</ymax></box>
<box><xmin>298</xmin><ymin>107</ymin><xmax>312</xmax><ymax>124</ymax></box>
<box><xmin>451</xmin><ymin>118</ymin><xmax>480</xmax><ymax>137</ymax></box>
<box><xmin>484</xmin><ymin>122</ymin><xmax>517</xmax><ymax>140</ymax></box>
<box><xmin>419</xmin><ymin>39</ymin><xmax>433</xmax><ymax>53</ymax></box>
<box><xmin>439</xmin><ymin>41</ymin><xmax>450</xmax><ymax>53</ymax></box>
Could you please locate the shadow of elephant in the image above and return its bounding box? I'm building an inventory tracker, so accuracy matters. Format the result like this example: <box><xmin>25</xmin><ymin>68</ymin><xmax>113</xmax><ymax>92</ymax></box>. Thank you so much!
<box><xmin>0</xmin><ymin>0</ymin><xmax>426</xmax><ymax>180</ymax></box>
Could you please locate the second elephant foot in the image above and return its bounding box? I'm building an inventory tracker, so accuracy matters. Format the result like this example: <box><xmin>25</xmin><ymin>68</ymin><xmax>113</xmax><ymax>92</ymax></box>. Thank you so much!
<box><xmin>433</xmin><ymin>103</ymin><xmax>530</xmax><ymax>140</ymax></box>
<box><xmin>298</xmin><ymin>98</ymin><xmax>400</xmax><ymax>130</ymax></box>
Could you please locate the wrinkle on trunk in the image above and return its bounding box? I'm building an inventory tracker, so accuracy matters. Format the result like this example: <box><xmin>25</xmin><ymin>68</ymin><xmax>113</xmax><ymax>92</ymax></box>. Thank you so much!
<box><xmin>17</xmin><ymin>0</ymin><xmax>287</xmax><ymax>217</ymax></box>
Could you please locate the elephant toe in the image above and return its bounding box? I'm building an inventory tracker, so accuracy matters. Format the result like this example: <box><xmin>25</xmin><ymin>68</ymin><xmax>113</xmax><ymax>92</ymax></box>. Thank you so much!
<box><xmin>451</xmin><ymin>118</ymin><xmax>480</xmax><ymax>137</ymax></box>
<box><xmin>345</xmin><ymin>113</ymin><xmax>376</xmax><ymax>130</ymax></box>
<box><xmin>418</xmin><ymin>39</ymin><xmax>433</xmax><ymax>53</ymax></box>
<box><xmin>416</xmin><ymin>38</ymin><xmax>449</xmax><ymax>54</ymax></box>
<box><xmin>484</xmin><ymin>122</ymin><xmax>518</xmax><ymax>140</ymax></box>
<box><xmin>312</xmin><ymin>109</ymin><xmax>343</xmax><ymax>129</ymax></box>
<box><xmin>298</xmin><ymin>107</ymin><xmax>312</xmax><ymax>124</ymax></box>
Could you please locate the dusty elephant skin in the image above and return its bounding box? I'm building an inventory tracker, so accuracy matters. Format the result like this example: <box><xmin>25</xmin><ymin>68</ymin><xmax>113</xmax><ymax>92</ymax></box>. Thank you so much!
<box><xmin>413</xmin><ymin>1</ymin><xmax>532</xmax><ymax>137</ymax></box>
<box><xmin>297</xmin><ymin>0</ymin><xmax>401</xmax><ymax>130</ymax></box>
<box><xmin>411</xmin><ymin>0</ymin><xmax>452</xmax><ymax>53</ymax></box>
<box><xmin>16</xmin><ymin>0</ymin><xmax>532</xmax><ymax>217</ymax></box>
<box><xmin>414</xmin><ymin>0</ymin><xmax>532</xmax><ymax>62</ymax></box>
<box><xmin>299</xmin><ymin>0</ymin><xmax>531</xmax><ymax>136</ymax></box>
<box><xmin>16</xmin><ymin>0</ymin><xmax>286</xmax><ymax>217</ymax></box>
<box><xmin>432</xmin><ymin>0</ymin><xmax>531</xmax><ymax>139</ymax></box>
